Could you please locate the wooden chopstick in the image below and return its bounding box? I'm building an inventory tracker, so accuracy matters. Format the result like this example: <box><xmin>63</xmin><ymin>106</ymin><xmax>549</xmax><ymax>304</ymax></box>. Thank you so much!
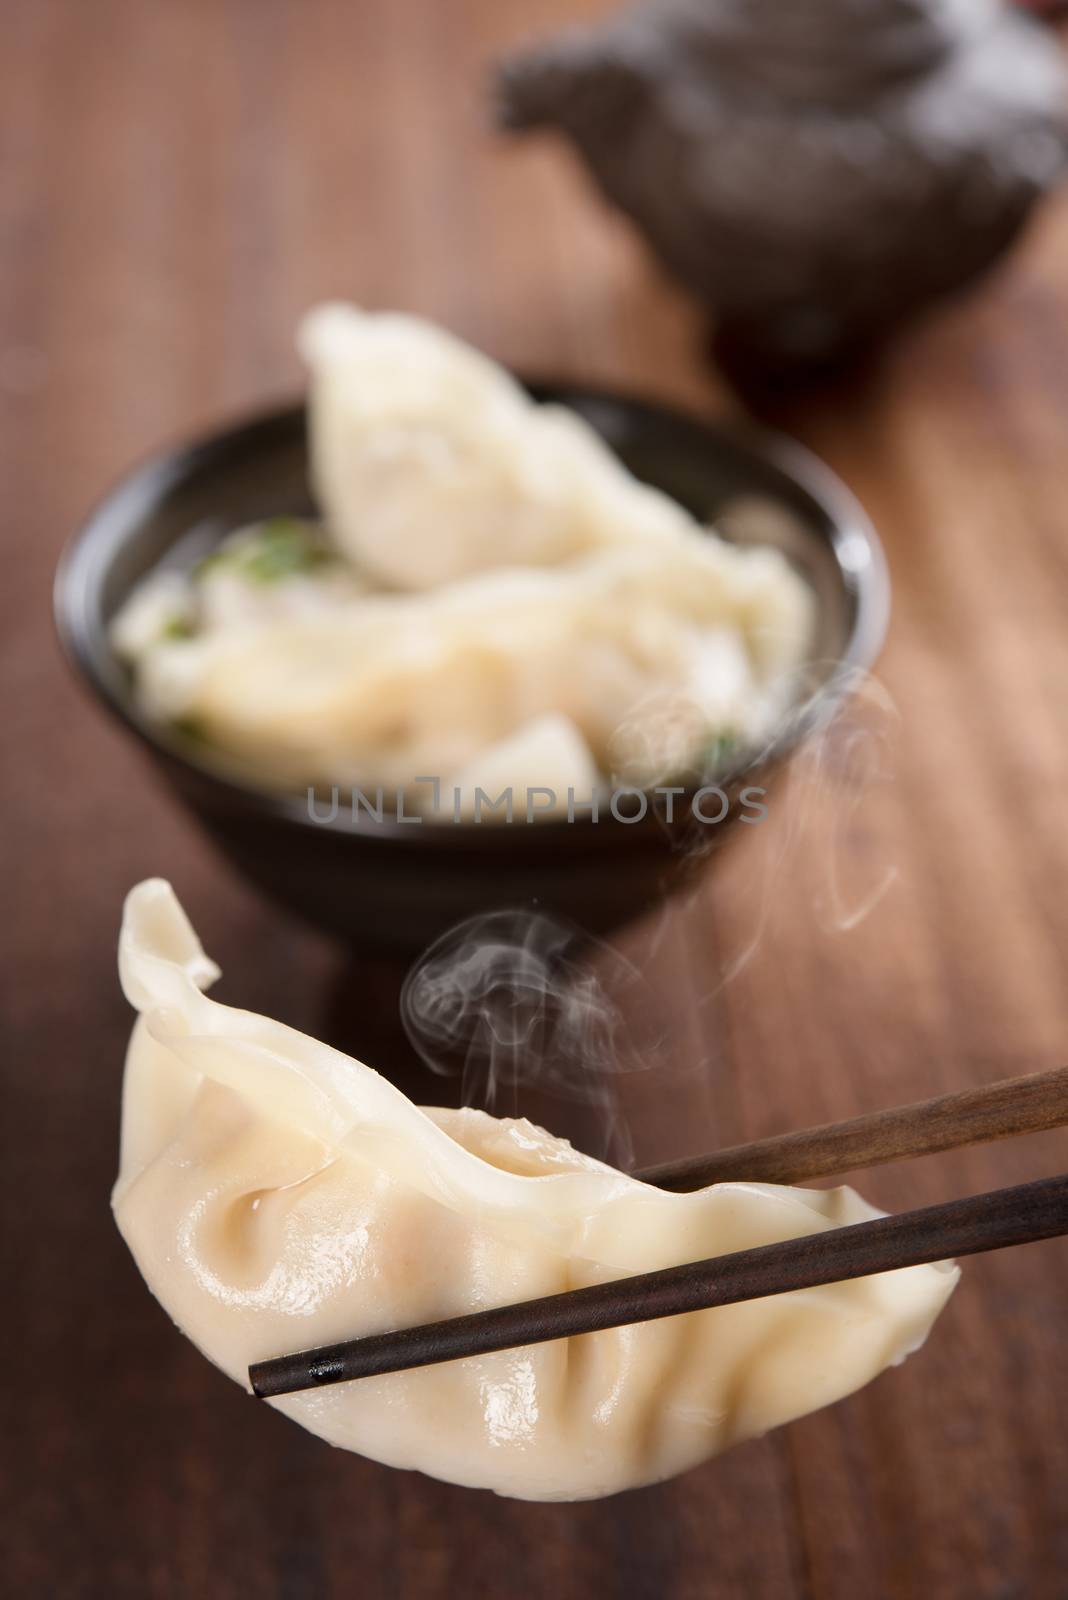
<box><xmin>249</xmin><ymin>1172</ymin><xmax>1068</xmax><ymax>1398</ymax></box>
<box><xmin>636</xmin><ymin>1064</ymin><xmax>1068</xmax><ymax>1190</ymax></box>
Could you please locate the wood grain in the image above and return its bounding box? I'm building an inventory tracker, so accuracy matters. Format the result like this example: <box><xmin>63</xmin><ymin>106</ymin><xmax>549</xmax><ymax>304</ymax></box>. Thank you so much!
<box><xmin>1</xmin><ymin>2</ymin><xmax>1066</xmax><ymax>1597</ymax></box>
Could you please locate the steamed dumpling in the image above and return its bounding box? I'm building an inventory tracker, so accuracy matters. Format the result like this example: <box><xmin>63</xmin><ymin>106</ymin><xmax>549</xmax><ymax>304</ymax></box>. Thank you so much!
<box><xmin>113</xmin><ymin>307</ymin><xmax>815</xmax><ymax>797</ymax></box>
<box><xmin>300</xmin><ymin>303</ymin><xmax>693</xmax><ymax>589</ymax></box>
<box><xmin>441</xmin><ymin>713</ymin><xmax>599</xmax><ymax>819</ymax></box>
<box><xmin>132</xmin><ymin>540</ymin><xmax>810</xmax><ymax>791</ymax></box>
<box><xmin>114</xmin><ymin>880</ymin><xmax>958</xmax><ymax>1501</ymax></box>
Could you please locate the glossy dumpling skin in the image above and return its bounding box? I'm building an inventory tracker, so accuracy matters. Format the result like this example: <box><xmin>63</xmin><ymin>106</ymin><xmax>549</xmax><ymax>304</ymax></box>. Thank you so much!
<box><xmin>114</xmin><ymin>881</ymin><xmax>958</xmax><ymax>1501</ymax></box>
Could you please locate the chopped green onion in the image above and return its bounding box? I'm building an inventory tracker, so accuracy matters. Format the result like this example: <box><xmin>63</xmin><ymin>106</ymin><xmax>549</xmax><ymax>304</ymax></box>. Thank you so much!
<box><xmin>172</xmin><ymin>715</ymin><xmax>208</xmax><ymax>745</ymax></box>
<box><xmin>703</xmin><ymin>730</ymin><xmax>740</xmax><ymax>771</ymax></box>
<box><xmin>194</xmin><ymin>518</ymin><xmax>334</xmax><ymax>586</ymax></box>
<box><xmin>161</xmin><ymin>615</ymin><xmax>195</xmax><ymax>641</ymax></box>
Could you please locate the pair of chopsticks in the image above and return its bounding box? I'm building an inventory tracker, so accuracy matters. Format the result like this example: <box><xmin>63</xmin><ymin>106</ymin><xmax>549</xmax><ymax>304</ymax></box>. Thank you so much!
<box><xmin>249</xmin><ymin>1064</ymin><xmax>1068</xmax><ymax>1400</ymax></box>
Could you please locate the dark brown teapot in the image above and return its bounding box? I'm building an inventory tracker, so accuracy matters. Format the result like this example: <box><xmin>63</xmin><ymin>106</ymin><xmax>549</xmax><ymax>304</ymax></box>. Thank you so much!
<box><xmin>499</xmin><ymin>0</ymin><xmax>1068</xmax><ymax>375</ymax></box>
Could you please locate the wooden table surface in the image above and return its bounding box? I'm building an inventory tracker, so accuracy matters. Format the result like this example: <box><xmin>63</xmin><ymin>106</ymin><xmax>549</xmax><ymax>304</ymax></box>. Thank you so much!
<box><xmin>3</xmin><ymin>3</ymin><xmax>1067</xmax><ymax>1596</ymax></box>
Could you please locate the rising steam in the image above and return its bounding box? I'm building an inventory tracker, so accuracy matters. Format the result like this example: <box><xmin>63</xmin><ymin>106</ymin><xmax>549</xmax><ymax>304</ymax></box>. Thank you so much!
<box><xmin>666</xmin><ymin>661</ymin><xmax>902</xmax><ymax>1000</ymax></box>
<box><xmin>402</xmin><ymin>659</ymin><xmax>900</xmax><ymax>1161</ymax></box>
<box><xmin>400</xmin><ymin>911</ymin><xmax>665</xmax><ymax>1166</ymax></box>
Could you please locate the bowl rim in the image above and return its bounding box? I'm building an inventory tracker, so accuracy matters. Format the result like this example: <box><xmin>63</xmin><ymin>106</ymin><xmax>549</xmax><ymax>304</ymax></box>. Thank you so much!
<box><xmin>54</xmin><ymin>382</ymin><xmax>890</xmax><ymax>851</ymax></box>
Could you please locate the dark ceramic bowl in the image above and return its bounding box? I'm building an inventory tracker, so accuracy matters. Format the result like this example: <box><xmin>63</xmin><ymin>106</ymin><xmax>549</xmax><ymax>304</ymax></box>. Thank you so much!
<box><xmin>55</xmin><ymin>385</ymin><xmax>888</xmax><ymax>954</ymax></box>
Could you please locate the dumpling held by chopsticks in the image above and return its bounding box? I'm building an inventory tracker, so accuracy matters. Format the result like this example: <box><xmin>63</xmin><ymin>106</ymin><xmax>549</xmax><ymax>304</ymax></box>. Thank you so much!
<box><xmin>113</xmin><ymin>880</ymin><xmax>957</xmax><ymax>1501</ymax></box>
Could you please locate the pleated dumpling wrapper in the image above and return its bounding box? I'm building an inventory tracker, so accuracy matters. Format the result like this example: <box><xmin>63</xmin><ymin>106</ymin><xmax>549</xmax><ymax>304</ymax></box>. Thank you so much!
<box><xmin>114</xmin><ymin>881</ymin><xmax>959</xmax><ymax>1501</ymax></box>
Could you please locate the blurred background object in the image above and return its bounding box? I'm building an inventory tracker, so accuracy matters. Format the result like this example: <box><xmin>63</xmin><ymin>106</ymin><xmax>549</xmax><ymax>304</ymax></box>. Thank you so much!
<box><xmin>499</xmin><ymin>0</ymin><xmax>1068</xmax><ymax>379</ymax></box>
<box><xmin>54</xmin><ymin>385</ymin><xmax>886</xmax><ymax>953</ymax></box>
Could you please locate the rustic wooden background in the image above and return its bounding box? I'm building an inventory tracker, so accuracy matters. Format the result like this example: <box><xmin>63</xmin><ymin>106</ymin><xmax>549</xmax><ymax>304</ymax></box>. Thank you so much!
<box><xmin>3</xmin><ymin>2</ymin><xmax>1067</xmax><ymax>1596</ymax></box>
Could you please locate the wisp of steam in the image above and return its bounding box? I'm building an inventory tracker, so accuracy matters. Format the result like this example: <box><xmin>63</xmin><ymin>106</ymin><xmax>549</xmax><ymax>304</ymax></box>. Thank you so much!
<box><xmin>401</xmin><ymin>608</ymin><xmax>901</xmax><ymax>1162</ymax></box>
<box><xmin>644</xmin><ymin>657</ymin><xmax>902</xmax><ymax>985</ymax></box>
<box><xmin>400</xmin><ymin>911</ymin><xmax>665</xmax><ymax>1166</ymax></box>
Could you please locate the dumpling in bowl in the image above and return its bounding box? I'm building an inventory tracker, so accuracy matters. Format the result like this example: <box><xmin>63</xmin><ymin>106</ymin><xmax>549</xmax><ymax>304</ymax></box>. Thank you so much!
<box><xmin>300</xmin><ymin>302</ymin><xmax>693</xmax><ymax>589</ymax></box>
<box><xmin>130</xmin><ymin>538</ymin><xmax>811</xmax><ymax>793</ymax></box>
<box><xmin>112</xmin><ymin>306</ymin><xmax>815</xmax><ymax>799</ymax></box>
<box><xmin>114</xmin><ymin>880</ymin><xmax>958</xmax><ymax>1501</ymax></box>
